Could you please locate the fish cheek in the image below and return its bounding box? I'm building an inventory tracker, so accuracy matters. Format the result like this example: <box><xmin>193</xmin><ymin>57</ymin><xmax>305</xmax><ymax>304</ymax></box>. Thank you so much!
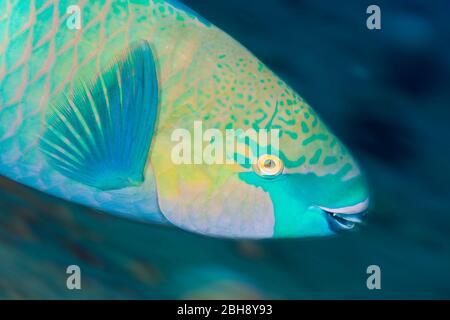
<box><xmin>151</xmin><ymin>137</ymin><xmax>276</xmax><ymax>239</ymax></box>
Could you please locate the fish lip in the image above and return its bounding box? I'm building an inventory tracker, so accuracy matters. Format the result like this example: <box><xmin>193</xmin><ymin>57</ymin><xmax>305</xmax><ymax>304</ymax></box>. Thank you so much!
<box><xmin>319</xmin><ymin>198</ymin><xmax>369</xmax><ymax>215</ymax></box>
<box><xmin>319</xmin><ymin>199</ymin><xmax>369</xmax><ymax>232</ymax></box>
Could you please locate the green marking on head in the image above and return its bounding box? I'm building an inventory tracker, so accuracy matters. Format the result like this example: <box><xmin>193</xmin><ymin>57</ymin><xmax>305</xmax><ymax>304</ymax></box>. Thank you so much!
<box><xmin>171</xmin><ymin>40</ymin><xmax>371</xmax><ymax>238</ymax></box>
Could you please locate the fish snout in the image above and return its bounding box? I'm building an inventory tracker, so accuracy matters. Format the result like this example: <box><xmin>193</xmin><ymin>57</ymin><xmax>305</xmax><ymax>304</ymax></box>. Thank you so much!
<box><xmin>319</xmin><ymin>199</ymin><xmax>369</xmax><ymax>232</ymax></box>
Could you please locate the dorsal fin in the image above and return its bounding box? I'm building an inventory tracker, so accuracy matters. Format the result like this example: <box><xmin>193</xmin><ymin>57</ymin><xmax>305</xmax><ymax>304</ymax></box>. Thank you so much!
<box><xmin>41</xmin><ymin>40</ymin><xmax>159</xmax><ymax>190</ymax></box>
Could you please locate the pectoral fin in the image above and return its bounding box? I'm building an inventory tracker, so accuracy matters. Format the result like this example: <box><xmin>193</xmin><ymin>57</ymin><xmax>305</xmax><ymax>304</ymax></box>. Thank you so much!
<box><xmin>41</xmin><ymin>40</ymin><xmax>159</xmax><ymax>191</ymax></box>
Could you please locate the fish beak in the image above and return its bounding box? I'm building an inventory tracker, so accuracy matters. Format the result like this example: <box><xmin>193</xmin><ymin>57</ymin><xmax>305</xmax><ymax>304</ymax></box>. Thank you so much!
<box><xmin>319</xmin><ymin>199</ymin><xmax>369</xmax><ymax>232</ymax></box>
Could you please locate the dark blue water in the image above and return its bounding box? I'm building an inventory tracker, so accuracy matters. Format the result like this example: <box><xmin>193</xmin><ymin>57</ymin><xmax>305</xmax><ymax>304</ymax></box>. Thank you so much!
<box><xmin>1</xmin><ymin>0</ymin><xmax>449</xmax><ymax>299</ymax></box>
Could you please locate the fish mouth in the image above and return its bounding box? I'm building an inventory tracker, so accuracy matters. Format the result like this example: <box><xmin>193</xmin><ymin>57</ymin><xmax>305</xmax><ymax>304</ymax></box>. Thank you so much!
<box><xmin>319</xmin><ymin>199</ymin><xmax>369</xmax><ymax>232</ymax></box>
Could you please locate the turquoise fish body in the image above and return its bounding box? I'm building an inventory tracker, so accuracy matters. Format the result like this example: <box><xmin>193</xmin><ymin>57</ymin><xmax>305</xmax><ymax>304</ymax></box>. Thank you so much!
<box><xmin>0</xmin><ymin>0</ymin><xmax>369</xmax><ymax>238</ymax></box>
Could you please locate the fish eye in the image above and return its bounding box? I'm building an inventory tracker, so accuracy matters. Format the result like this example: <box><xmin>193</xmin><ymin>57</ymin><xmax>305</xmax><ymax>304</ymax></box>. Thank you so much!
<box><xmin>253</xmin><ymin>154</ymin><xmax>284</xmax><ymax>179</ymax></box>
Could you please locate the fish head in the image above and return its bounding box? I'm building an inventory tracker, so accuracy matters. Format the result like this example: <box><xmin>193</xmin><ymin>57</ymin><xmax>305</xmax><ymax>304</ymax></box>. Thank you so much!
<box><xmin>153</xmin><ymin>35</ymin><xmax>370</xmax><ymax>238</ymax></box>
<box><xmin>231</xmin><ymin>67</ymin><xmax>370</xmax><ymax>238</ymax></box>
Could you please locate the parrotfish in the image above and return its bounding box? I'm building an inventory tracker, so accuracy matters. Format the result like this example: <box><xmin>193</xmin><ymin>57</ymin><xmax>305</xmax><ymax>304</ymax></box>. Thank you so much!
<box><xmin>0</xmin><ymin>0</ymin><xmax>369</xmax><ymax>238</ymax></box>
